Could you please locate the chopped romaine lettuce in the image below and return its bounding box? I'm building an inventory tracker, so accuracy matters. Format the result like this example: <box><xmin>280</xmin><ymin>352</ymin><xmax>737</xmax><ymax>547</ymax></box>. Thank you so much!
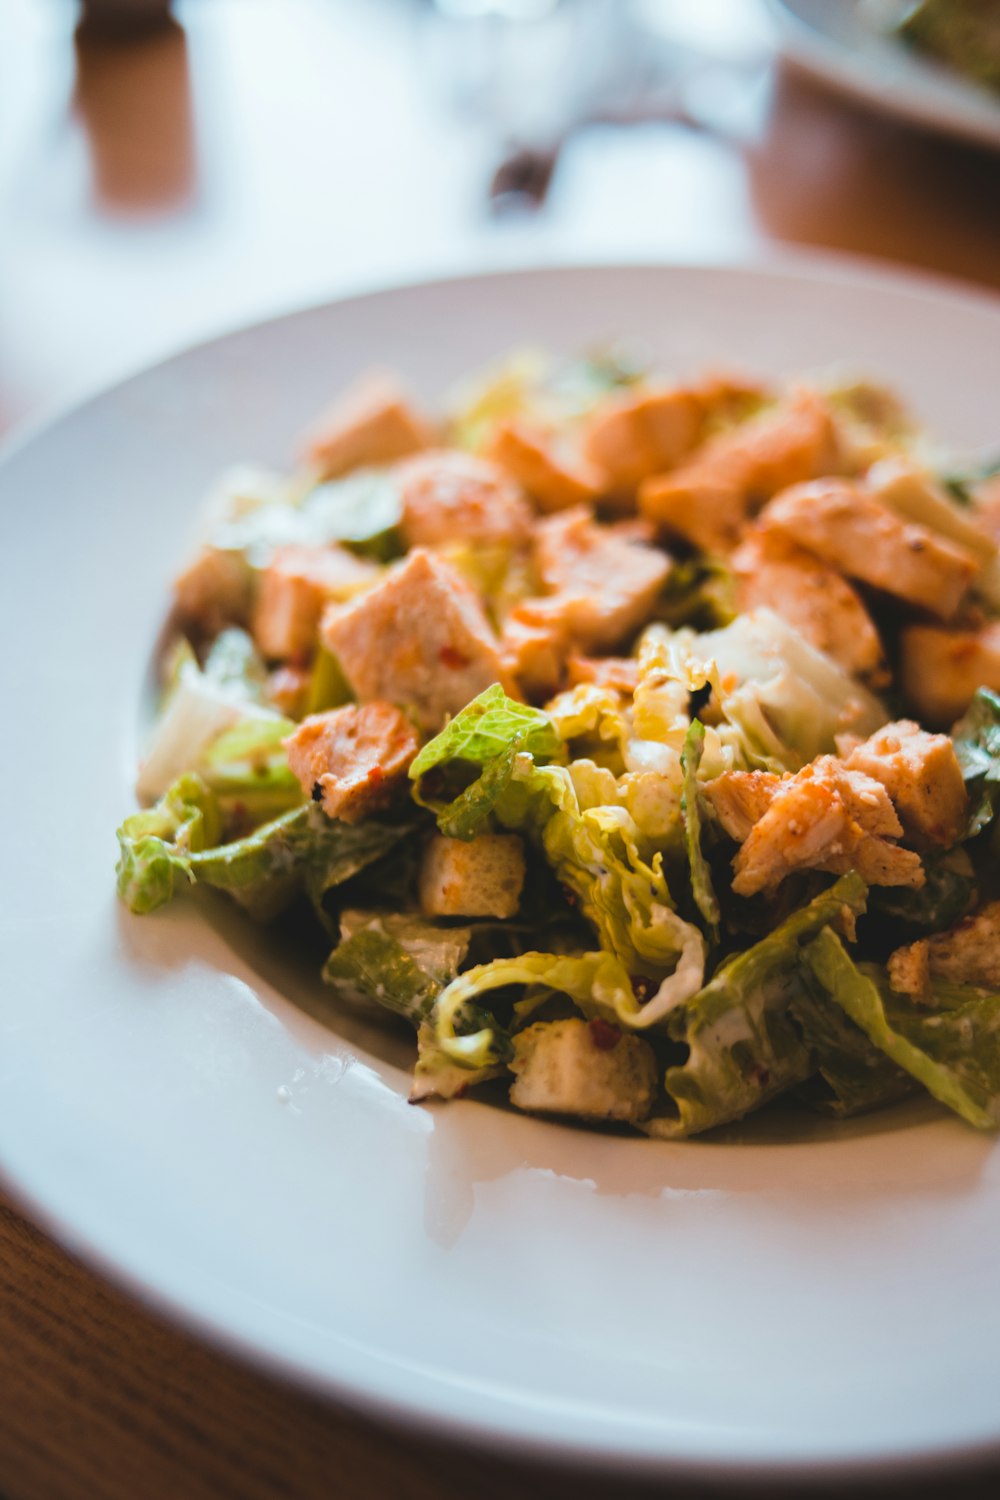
<box><xmin>951</xmin><ymin>688</ymin><xmax>1000</xmax><ymax>839</ymax></box>
<box><xmin>410</xmin><ymin>684</ymin><xmax>561</xmax><ymax>784</ymax></box>
<box><xmin>324</xmin><ymin>911</ymin><xmax>472</xmax><ymax>1025</ymax></box>
<box><xmin>805</xmin><ymin>929</ymin><xmax>1000</xmax><ymax>1130</ymax></box>
<box><xmin>788</xmin><ymin>977</ymin><xmax>916</xmax><ymax>1118</ymax></box>
<box><xmin>680</xmin><ymin>721</ymin><xmax>720</xmax><ymax>944</ymax></box>
<box><xmin>645</xmin><ymin>874</ymin><xmax>868</xmax><ymax>1138</ymax></box>
<box><xmin>118</xmin><ymin>780</ymin><xmax>413</xmax><ymax>920</ymax></box>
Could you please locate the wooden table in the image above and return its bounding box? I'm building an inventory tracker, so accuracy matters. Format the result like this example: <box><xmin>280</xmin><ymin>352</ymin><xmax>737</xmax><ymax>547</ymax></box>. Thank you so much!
<box><xmin>2</xmin><ymin>2</ymin><xmax>1000</xmax><ymax>1496</ymax></box>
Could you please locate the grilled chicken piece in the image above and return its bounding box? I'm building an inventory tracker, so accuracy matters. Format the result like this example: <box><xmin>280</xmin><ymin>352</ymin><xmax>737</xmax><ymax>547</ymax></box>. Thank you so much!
<box><xmin>842</xmin><ymin>720</ymin><xmax>968</xmax><ymax>847</ymax></box>
<box><xmin>732</xmin><ymin>531</ymin><xmax>886</xmax><ymax>682</ymax></box>
<box><xmin>899</xmin><ymin>621</ymin><xmax>1000</xmax><ymax>728</ymax></box>
<box><xmin>487</xmin><ymin>419</ymin><xmax>602</xmax><ymax>512</ymax></box>
<box><xmin>321</xmin><ymin>548</ymin><xmax>509</xmax><ymax>732</ymax></box>
<box><xmin>396</xmin><ymin>449</ymin><xmax>532</xmax><ymax>550</ymax></box>
<box><xmin>760</xmin><ymin>479</ymin><xmax>979</xmax><ymax>621</ymax></box>
<box><xmin>582</xmin><ymin>385</ymin><xmax>703</xmax><ymax>494</ymax></box>
<box><xmin>284</xmin><ymin>702</ymin><xmax>419</xmax><ymax>823</ymax></box>
<box><xmin>252</xmin><ymin>544</ymin><xmax>379</xmax><ymax>661</ymax></box>
<box><xmin>890</xmin><ymin>902</ymin><xmax>1000</xmax><ymax>999</ymax></box>
<box><xmin>301</xmin><ymin>374</ymin><xmax>432</xmax><ymax>481</ymax></box>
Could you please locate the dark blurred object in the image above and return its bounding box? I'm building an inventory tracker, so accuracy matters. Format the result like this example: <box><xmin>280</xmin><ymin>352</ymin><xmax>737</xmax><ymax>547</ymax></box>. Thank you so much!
<box><xmin>77</xmin><ymin>0</ymin><xmax>174</xmax><ymax>38</ymax></box>
<box><xmin>897</xmin><ymin>0</ymin><xmax>1000</xmax><ymax>92</ymax></box>
<box><xmin>72</xmin><ymin>14</ymin><xmax>195</xmax><ymax>212</ymax></box>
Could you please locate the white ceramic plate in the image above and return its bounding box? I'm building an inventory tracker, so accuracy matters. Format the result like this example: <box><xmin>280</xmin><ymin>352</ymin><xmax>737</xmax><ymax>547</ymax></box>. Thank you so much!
<box><xmin>769</xmin><ymin>0</ymin><xmax>1000</xmax><ymax>152</ymax></box>
<box><xmin>4</xmin><ymin>260</ymin><xmax>1000</xmax><ymax>1482</ymax></box>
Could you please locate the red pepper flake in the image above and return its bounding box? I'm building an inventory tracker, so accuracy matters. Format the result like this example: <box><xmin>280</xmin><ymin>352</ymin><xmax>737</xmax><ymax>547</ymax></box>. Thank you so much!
<box><xmin>439</xmin><ymin>645</ymin><xmax>470</xmax><ymax>670</ymax></box>
<box><xmin>590</xmin><ymin>1017</ymin><xmax>622</xmax><ymax>1051</ymax></box>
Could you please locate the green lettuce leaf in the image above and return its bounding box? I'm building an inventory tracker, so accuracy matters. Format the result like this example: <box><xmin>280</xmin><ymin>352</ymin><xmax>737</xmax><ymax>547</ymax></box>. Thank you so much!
<box><xmin>116</xmin><ymin>773</ymin><xmax>222</xmax><ymax>914</ymax></box>
<box><xmin>952</xmin><ymin>688</ymin><xmax>1000</xmax><ymax>839</ymax></box>
<box><xmin>118</xmin><ymin>778</ymin><xmax>413</xmax><ymax>920</ymax></box>
<box><xmin>300</xmin><ymin>470</ymin><xmax>404</xmax><ymax>562</ymax></box>
<box><xmin>804</xmin><ymin>929</ymin><xmax>1000</xmax><ymax>1130</ymax></box>
<box><xmin>323</xmin><ymin>910</ymin><xmax>472</xmax><ymax>1025</ymax></box>
<box><xmin>645</xmin><ymin>874</ymin><xmax>868</xmax><ymax>1138</ymax></box>
<box><xmin>681</xmin><ymin>721</ymin><xmax>720</xmax><ymax>944</ymax></box>
<box><xmin>410</xmin><ymin>684</ymin><xmax>561</xmax><ymax>784</ymax></box>
<box><xmin>494</xmin><ymin>758</ymin><xmax>706</xmax><ymax>1005</ymax></box>
<box><xmin>788</xmin><ymin>978</ymin><xmax>916</xmax><ymax>1118</ymax></box>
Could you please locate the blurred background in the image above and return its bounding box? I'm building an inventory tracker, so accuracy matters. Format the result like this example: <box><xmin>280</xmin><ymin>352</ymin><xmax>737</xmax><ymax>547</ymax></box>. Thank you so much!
<box><xmin>2</xmin><ymin>0</ymin><xmax>999</xmax><ymax>440</ymax></box>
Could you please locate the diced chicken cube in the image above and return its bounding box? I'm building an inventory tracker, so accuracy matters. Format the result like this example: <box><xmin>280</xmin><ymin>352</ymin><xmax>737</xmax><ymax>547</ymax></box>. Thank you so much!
<box><xmin>566</xmin><ymin>654</ymin><xmax>641</xmax><ymax>695</ymax></box>
<box><xmin>530</xmin><ymin>507</ymin><xmax>672</xmax><ymax>652</ymax></box>
<box><xmin>252</xmin><ymin>544</ymin><xmax>379</xmax><ymax>661</ymax></box>
<box><xmin>173</xmin><ymin>547</ymin><xmax>253</xmax><ymax>634</ymax></box>
<box><xmin>284</xmin><ymin>702</ymin><xmax>419</xmax><ymax>823</ymax></box>
<box><xmin>639</xmin><ymin>389</ymin><xmax>841</xmax><ymax>552</ymax></box>
<box><xmin>487</xmin><ymin>419</ymin><xmax>603</xmax><ymax>513</ymax></box>
<box><xmin>732</xmin><ymin>531</ymin><xmax>886</xmax><ymax>682</ymax></box>
<box><xmin>843</xmin><ymin>720</ymin><xmax>968</xmax><ymax>847</ymax></box>
<box><xmin>499</xmin><ymin>609</ymin><xmax>569</xmax><ymax>702</ymax></box>
<box><xmin>891</xmin><ymin>901</ymin><xmax>1000</xmax><ymax>996</ymax></box>
<box><xmin>321</xmin><ymin>548</ymin><xmax>508</xmax><ymax>732</ymax></box>
<box><xmin>582</xmin><ymin>386</ymin><xmax>703</xmax><ymax>494</ymax></box>
<box><xmin>760</xmin><ymin>479</ymin><xmax>979</xmax><ymax>620</ymax></box>
<box><xmin>703</xmin><ymin>770</ymin><xmax>782</xmax><ymax>842</ymax></box>
<box><xmin>706</xmin><ymin>758</ymin><xmax>923</xmax><ymax>898</ymax></box>
<box><xmin>418</xmin><ymin>833</ymin><xmax>526</xmax><ymax>919</ymax></box>
<box><xmin>899</xmin><ymin>621</ymin><xmax>1000</xmax><ymax>727</ymax></box>
<box><xmin>509</xmin><ymin>1018</ymin><xmax>658</xmax><ymax>1124</ymax></box>
<box><xmin>302</xmin><ymin>375</ymin><xmax>432</xmax><ymax>481</ymax></box>
<box><xmin>396</xmin><ymin>450</ymin><xmax>533</xmax><ymax>550</ymax></box>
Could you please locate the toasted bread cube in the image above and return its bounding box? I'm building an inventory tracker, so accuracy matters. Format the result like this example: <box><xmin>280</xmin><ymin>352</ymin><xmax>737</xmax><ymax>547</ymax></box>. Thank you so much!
<box><xmin>899</xmin><ymin>621</ymin><xmax>1000</xmax><ymax>727</ymax></box>
<box><xmin>396</xmin><ymin>449</ymin><xmax>532</xmax><ymax>550</ymax></box>
<box><xmin>302</xmin><ymin>375</ymin><xmax>432</xmax><ymax>481</ymax></box>
<box><xmin>284</xmin><ymin>701</ymin><xmax>419</xmax><ymax>823</ymax></box>
<box><xmin>321</xmin><ymin>548</ymin><xmax>508</xmax><ymax>732</ymax></box>
<box><xmin>252</xmin><ymin>544</ymin><xmax>379</xmax><ymax>661</ymax></box>
<box><xmin>582</xmin><ymin>386</ymin><xmax>703</xmax><ymax>494</ymax></box>
<box><xmin>760</xmin><ymin>479</ymin><xmax>979</xmax><ymax>620</ymax></box>
<box><xmin>509</xmin><ymin>1018</ymin><xmax>658</xmax><ymax>1124</ymax></box>
<box><xmin>487</xmin><ymin>419</ymin><xmax>603</xmax><ymax>513</ymax></box>
<box><xmin>732</xmin><ymin>531</ymin><xmax>886</xmax><ymax>681</ymax></box>
<box><xmin>530</xmin><ymin>507</ymin><xmax>671</xmax><ymax>652</ymax></box>
<box><xmin>888</xmin><ymin>939</ymin><xmax>931</xmax><ymax>1001</ymax></box>
<box><xmin>418</xmin><ymin>833</ymin><xmax>526</xmax><ymax>919</ymax></box>
<box><xmin>843</xmin><ymin>720</ymin><xmax>968</xmax><ymax>847</ymax></box>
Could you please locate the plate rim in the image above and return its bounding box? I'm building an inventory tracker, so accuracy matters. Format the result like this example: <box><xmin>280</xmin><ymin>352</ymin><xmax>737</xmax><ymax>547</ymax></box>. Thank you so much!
<box><xmin>5</xmin><ymin>253</ymin><xmax>1000</xmax><ymax>1482</ymax></box>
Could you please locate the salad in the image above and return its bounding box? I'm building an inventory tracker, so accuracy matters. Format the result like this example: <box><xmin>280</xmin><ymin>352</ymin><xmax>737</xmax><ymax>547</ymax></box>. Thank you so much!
<box><xmin>116</xmin><ymin>350</ymin><xmax>1000</xmax><ymax>1138</ymax></box>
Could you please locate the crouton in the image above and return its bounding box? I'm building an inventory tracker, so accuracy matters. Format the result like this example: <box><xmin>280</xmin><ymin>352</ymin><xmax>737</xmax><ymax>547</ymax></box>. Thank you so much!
<box><xmin>760</xmin><ymin>479</ymin><xmax>979</xmax><ymax>620</ymax></box>
<box><xmin>843</xmin><ymin>720</ymin><xmax>968</xmax><ymax>847</ymax></box>
<box><xmin>487</xmin><ymin>419</ymin><xmax>603</xmax><ymax>512</ymax></box>
<box><xmin>530</xmin><ymin>507</ymin><xmax>672</xmax><ymax>652</ymax></box>
<box><xmin>639</xmin><ymin>388</ymin><xmax>841</xmax><ymax>552</ymax></box>
<box><xmin>582</xmin><ymin>386</ymin><xmax>704</xmax><ymax>494</ymax></box>
<box><xmin>418</xmin><ymin>833</ymin><xmax>526</xmax><ymax>919</ymax></box>
<box><xmin>509</xmin><ymin>1018</ymin><xmax>658</xmax><ymax>1124</ymax></box>
<box><xmin>732</xmin><ymin>531</ymin><xmax>886</xmax><ymax>681</ymax></box>
<box><xmin>284</xmin><ymin>702</ymin><xmax>419</xmax><ymax>823</ymax></box>
<box><xmin>899</xmin><ymin>621</ymin><xmax>1000</xmax><ymax>727</ymax></box>
<box><xmin>173</xmin><ymin>547</ymin><xmax>253</xmax><ymax>634</ymax></box>
<box><xmin>321</xmin><ymin>548</ymin><xmax>509</xmax><ymax>732</ymax></box>
<box><xmin>396</xmin><ymin>450</ymin><xmax>533</xmax><ymax>550</ymax></box>
<box><xmin>706</xmin><ymin>758</ymin><xmax>923</xmax><ymax>898</ymax></box>
<box><xmin>302</xmin><ymin>375</ymin><xmax>432</xmax><ymax>481</ymax></box>
<box><xmin>252</xmin><ymin>544</ymin><xmax>380</xmax><ymax>661</ymax></box>
<box><xmin>499</xmin><ymin>609</ymin><xmax>569</xmax><ymax>702</ymax></box>
<box><xmin>888</xmin><ymin>939</ymin><xmax>931</xmax><ymax>1001</ymax></box>
<box><xmin>891</xmin><ymin>901</ymin><xmax>1000</xmax><ymax>995</ymax></box>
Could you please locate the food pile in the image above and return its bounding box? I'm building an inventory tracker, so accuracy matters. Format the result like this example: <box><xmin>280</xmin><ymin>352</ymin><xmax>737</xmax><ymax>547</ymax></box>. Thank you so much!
<box><xmin>117</xmin><ymin>350</ymin><xmax>1000</xmax><ymax>1136</ymax></box>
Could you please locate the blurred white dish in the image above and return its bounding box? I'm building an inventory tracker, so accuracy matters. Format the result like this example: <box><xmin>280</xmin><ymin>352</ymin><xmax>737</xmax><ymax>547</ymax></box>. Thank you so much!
<box><xmin>770</xmin><ymin>0</ymin><xmax>1000</xmax><ymax>151</ymax></box>
<box><xmin>3</xmin><ymin>260</ymin><xmax>1000</xmax><ymax>1481</ymax></box>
